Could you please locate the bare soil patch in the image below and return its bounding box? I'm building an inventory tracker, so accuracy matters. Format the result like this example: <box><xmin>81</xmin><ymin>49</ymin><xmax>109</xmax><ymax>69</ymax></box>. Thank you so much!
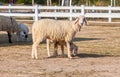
<box><xmin>0</xmin><ymin>22</ymin><xmax>120</xmax><ymax>77</ymax></box>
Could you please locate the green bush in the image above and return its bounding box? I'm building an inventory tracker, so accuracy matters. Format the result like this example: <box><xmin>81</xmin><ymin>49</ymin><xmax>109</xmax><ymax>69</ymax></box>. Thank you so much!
<box><xmin>16</xmin><ymin>0</ymin><xmax>32</xmax><ymax>4</ymax></box>
<box><xmin>0</xmin><ymin>0</ymin><xmax>9</xmax><ymax>3</ymax></box>
<box><xmin>35</xmin><ymin>0</ymin><xmax>45</xmax><ymax>5</ymax></box>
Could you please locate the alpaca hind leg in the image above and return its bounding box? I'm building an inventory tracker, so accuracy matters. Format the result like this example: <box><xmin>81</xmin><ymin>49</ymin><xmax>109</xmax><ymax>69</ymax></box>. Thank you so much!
<box><xmin>61</xmin><ymin>45</ymin><xmax>65</xmax><ymax>57</ymax></box>
<box><xmin>46</xmin><ymin>39</ymin><xmax>51</xmax><ymax>57</ymax></box>
<box><xmin>53</xmin><ymin>42</ymin><xmax>58</xmax><ymax>56</ymax></box>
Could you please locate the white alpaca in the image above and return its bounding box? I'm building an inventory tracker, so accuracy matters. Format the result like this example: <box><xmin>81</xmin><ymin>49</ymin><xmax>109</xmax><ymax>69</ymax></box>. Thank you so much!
<box><xmin>16</xmin><ymin>22</ymin><xmax>29</xmax><ymax>42</ymax></box>
<box><xmin>32</xmin><ymin>15</ymin><xmax>87</xmax><ymax>59</ymax></box>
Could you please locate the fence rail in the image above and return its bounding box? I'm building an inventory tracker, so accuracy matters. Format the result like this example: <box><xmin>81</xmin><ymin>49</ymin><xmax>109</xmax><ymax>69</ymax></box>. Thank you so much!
<box><xmin>0</xmin><ymin>5</ymin><xmax>120</xmax><ymax>22</ymax></box>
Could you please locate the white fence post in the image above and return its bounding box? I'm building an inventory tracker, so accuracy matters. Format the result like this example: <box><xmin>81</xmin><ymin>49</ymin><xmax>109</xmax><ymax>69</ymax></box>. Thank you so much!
<box><xmin>69</xmin><ymin>6</ymin><xmax>72</xmax><ymax>21</ymax></box>
<box><xmin>34</xmin><ymin>5</ymin><xmax>38</xmax><ymax>21</ymax></box>
<box><xmin>54</xmin><ymin>6</ymin><xmax>57</xmax><ymax>20</ymax></box>
<box><xmin>81</xmin><ymin>5</ymin><xmax>85</xmax><ymax>16</ymax></box>
<box><xmin>108</xmin><ymin>6</ymin><xmax>112</xmax><ymax>22</ymax></box>
<box><xmin>8</xmin><ymin>4</ymin><xmax>12</xmax><ymax>13</ymax></box>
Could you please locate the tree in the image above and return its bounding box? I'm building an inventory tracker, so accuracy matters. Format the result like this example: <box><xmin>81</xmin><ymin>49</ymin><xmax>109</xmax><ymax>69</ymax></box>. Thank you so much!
<box><xmin>47</xmin><ymin>0</ymin><xmax>52</xmax><ymax>6</ymax></box>
<box><xmin>32</xmin><ymin>0</ymin><xmax>34</xmax><ymax>5</ymax></box>
<box><xmin>1</xmin><ymin>0</ymin><xmax>120</xmax><ymax>6</ymax></box>
<box><xmin>35</xmin><ymin>0</ymin><xmax>45</xmax><ymax>5</ymax></box>
<box><xmin>16</xmin><ymin>0</ymin><xmax>32</xmax><ymax>4</ymax></box>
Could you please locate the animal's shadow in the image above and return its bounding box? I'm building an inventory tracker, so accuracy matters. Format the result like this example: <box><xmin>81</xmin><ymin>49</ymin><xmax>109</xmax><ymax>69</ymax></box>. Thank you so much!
<box><xmin>0</xmin><ymin>34</ymin><xmax>33</xmax><ymax>47</ymax></box>
<box><xmin>76</xmin><ymin>53</ymin><xmax>107</xmax><ymax>58</ymax></box>
<box><xmin>41</xmin><ymin>37</ymin><xmax>104</xmax><ymax>44</ymax></box>
<box><xmin>0</xmin><ymin>33</ymin><xmax>104</xmax><ymax>47</ymax></box>
<box><xmin>48</xmin><ymin>53</ymin><xmax>108</xmax><ymax>59</ymax></box>
<box><xmin>73</xmin><ymin>37</ymin><xmax>104</xmax><ymax>42</ymax></box>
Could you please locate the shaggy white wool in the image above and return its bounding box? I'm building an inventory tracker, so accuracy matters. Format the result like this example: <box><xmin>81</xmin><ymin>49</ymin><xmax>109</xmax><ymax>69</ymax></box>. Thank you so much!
<box><xmin>32</xmin><ymin>15</ymin><xmax>87</xmax><ymax>59</ymax></box>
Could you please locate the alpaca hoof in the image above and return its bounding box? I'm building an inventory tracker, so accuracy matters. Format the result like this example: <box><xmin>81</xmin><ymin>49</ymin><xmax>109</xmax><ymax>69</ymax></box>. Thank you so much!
<box><xmin>35</xmin><ymin>57</ymin><xmax>38</xmax><ymax>59</ymax></box>
<box><xmin>68</xmin><ymin>56</ymin><xmax>72</xmax><ymax>59</ymax></box>
<box><xmin>47</xmin><ymin>55</ymin><xmax>51</xmax><ymax>58</ymax></box>
<box><xmin>32</xmin><ymin>56</ymin><xmax>38</xmax><ymax>59</ymax></box>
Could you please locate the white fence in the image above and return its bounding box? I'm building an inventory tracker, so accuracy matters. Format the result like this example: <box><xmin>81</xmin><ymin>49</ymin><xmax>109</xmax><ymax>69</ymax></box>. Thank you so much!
<box><xmin>0</xmin><ymin>5</ymin><xmax>120</xmax><ymax>22</ymax></box>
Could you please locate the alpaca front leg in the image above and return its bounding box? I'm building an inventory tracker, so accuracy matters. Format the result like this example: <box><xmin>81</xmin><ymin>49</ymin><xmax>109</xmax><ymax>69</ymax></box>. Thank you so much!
<box><xmin>66</xmin><ymin>42</ymin><xmax>72</xmax><ymax>59</ymax></box>
<box><xmin>32</xmin><ymin>44</ymin><xmax>38</xmax><ymax>59</ymax></box>
<box><xmin>32</xmin><ymin>39</ymin><xmax>41</xmax><ymax>59</ymax></box>
<box><xmin>32</xmin><ymin>44</ymin><xmax>35</xmax><ymax>59</ymax></box>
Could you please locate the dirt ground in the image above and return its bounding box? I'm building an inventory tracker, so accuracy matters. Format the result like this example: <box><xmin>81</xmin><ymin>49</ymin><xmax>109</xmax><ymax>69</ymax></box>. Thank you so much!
<box><xmin>0</xmin><ymin>22</ymin><xmax>120</xmax><ymax>77</ymax></box>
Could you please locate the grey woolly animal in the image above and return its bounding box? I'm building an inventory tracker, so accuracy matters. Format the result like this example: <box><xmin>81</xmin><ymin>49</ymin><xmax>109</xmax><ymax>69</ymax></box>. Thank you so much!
<box><xmin>0</xmin><ymin>15</ymin><xmax>21</xmax><ymax>43</ymax></box>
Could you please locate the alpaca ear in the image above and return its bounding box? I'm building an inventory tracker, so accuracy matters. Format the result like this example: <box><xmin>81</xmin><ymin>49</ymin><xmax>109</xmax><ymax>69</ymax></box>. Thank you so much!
<box><xmin>74</xmin><ymin>17</ymin><xmax>79</xmax><ymax>25</ymax></box>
